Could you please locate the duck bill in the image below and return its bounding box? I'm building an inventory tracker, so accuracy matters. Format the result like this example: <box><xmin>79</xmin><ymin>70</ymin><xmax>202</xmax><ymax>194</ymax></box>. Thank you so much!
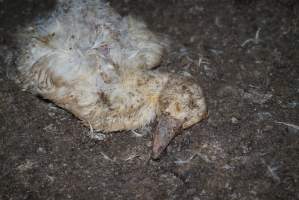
<box><xmin>151</xmin><ymin>116</ymin><xmax>182</xmax><ymax>159</ymax></box>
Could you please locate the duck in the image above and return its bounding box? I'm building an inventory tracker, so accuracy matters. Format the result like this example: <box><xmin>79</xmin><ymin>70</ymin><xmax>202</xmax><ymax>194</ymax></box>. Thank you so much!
<box><xmin>16</xmin><ymin>0</ymin><xmax>207</xmax><ymax>159</ymax></box>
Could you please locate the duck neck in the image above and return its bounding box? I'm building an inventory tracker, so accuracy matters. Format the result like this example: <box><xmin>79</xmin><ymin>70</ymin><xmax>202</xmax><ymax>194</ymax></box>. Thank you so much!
<box><xmin>90</xmin><ymin>70</ymin><xmax>169</xmax><ymax>132</ymax></box>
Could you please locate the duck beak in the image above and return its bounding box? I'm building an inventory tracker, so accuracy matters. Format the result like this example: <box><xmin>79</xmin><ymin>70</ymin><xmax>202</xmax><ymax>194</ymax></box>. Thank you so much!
<box><xmin>152</xmin><ymin>116</ymin><xmax>182</xmax><ymax>159</ymax></box>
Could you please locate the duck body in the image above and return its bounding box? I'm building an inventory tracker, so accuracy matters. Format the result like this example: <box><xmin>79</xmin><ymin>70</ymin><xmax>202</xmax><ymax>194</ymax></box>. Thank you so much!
<box><xmin>16</xmin><ymin>0</ymin><xmax>207</xmax><ymax>158</ymax></box>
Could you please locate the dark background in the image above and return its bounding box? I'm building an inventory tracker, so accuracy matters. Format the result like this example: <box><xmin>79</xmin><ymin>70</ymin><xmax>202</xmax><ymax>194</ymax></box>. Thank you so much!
<box><xmin>0</xmin><ymin>0</ymin><xmax>298</xmax><ymax>199</ymax></box>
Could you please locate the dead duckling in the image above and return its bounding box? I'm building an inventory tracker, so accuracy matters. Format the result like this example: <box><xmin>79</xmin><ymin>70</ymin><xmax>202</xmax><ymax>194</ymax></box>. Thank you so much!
<box><xmin>16</xmin><ymin>0</ymin><xmax>207</xmax><ymax>158</ymax></box>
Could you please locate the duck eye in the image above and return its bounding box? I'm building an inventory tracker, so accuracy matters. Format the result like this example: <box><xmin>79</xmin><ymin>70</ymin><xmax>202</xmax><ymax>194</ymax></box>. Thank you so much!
<box><xmin>188</xmin><ymin>98</ymin><xmax>197</xmax><ymax>109</ymax></box>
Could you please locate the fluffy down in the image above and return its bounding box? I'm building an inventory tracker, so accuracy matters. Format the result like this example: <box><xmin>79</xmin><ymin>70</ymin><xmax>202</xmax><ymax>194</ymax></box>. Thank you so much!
<box><xmin>16</xmin><ymin>0</ymin><xmax>207</xmax><ymax>157</ymax></box>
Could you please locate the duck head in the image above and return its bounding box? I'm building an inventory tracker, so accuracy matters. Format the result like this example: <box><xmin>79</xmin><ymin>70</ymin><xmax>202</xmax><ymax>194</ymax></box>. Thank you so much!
<box><xmin>152</xmin><ymin>75</ymin><xmax>207</xmax><ymax>159</ymax></box>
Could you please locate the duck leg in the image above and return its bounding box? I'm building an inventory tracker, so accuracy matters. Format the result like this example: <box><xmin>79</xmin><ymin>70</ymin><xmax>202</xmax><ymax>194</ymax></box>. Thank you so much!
<box><xmin>152</xmin><ymin>115</ymin><xmax>182</xmax><ymax>159</ymax></box>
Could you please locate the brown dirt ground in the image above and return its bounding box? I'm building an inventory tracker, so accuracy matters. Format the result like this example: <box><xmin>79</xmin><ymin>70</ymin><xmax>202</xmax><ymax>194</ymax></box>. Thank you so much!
<box><xmin>0</xmin><ymin>0</ymin><xmax>299</xmax><ymax>199</ymax></box>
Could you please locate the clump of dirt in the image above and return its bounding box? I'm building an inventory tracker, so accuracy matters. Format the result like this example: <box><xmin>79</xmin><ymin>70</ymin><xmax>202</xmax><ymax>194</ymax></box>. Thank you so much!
<box><xmin>0</xmin><ymin>0</ymin><xmax>298</xmax><ymax>199</ymax></box>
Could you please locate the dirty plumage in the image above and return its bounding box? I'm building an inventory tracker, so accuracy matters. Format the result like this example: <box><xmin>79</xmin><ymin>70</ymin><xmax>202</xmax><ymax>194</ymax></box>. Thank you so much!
<box><xmin>16</xmin><ymin>0</ymin><xmax>207</xmax><ymax>158</ymax></box>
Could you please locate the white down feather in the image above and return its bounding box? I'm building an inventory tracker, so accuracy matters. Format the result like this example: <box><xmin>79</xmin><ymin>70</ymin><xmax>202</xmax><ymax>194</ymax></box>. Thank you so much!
<box><xmin>16</xmin><ymin>0</ymin><xmax>207</xmax><ymax>133</ymax></box>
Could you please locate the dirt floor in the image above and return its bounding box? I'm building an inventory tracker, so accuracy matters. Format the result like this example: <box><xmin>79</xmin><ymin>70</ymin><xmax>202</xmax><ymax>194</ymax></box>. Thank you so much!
<box><xmin>0</xmin><ymin>0</ymin><xmax>299</xmax><ymax>199</ymax></box>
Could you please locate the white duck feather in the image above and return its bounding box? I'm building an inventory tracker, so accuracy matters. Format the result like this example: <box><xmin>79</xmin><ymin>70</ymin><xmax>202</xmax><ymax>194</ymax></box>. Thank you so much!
<box><xmin>16</xmin><ymin>0</ymin><xmax>207</xmax><ymax>158</ymax></box>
